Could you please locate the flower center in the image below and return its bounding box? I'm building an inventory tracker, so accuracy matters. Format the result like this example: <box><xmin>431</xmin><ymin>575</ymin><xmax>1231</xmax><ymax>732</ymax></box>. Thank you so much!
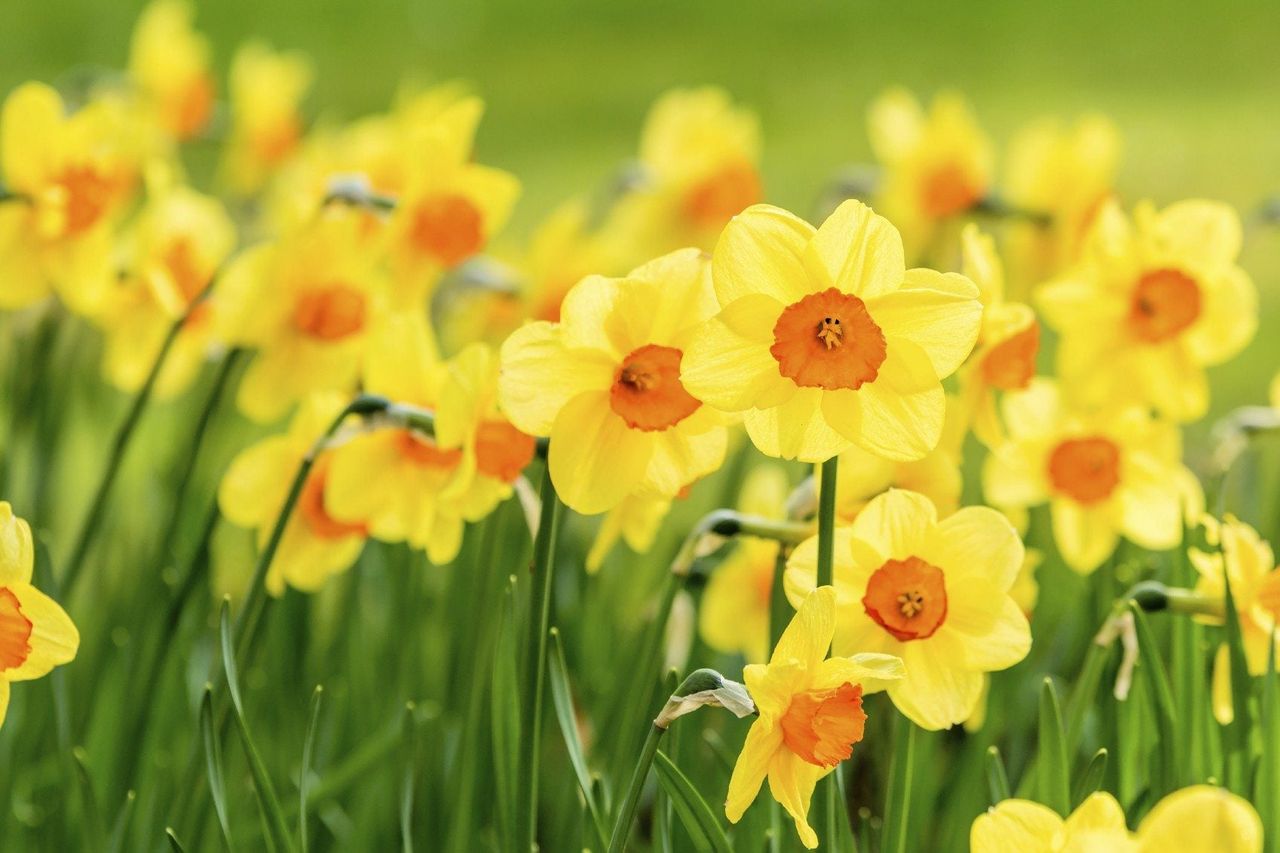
<box><xmin>171</xmin><ymin>73</ymin><xmax>215</xmax><ymax>140</ymax></box>
<box><xmin>48</xmin><ymin>165</ymin><xmax>119</xmax><ymax>237</ymax></box>
<box><xmin>297</xmin><ymin>457</ymin><xmax>368</xmax><ymax>540</ymax></box>
<box><xmin>780</xmin><ymin>682</ymin><xmax>867</xmax><ymax>768</ymax></box>
<box><xmin>292</xmin><ymin>284</ymin><xmax>367</xmax><ymax>341</ymax></box>
<box><xmin>681</xmin><ymin>161</ymin><xmax>761</xmax><ymax>231</ymax></box>
<box><xmin>980</xmin><ymin>322</ymin><xmax>1040</xmax><ymax>391</ymax></box>
<box><xmin>919</xmin><ymin>161</ymin><xmax>982</xmax><ymax>218</ymax></box>
<box><xmin>253</xmin><ymin>116</ymin><xmax>303</xmax><ymax>165</ymax></box>
<box><xmin>475</xmin><ymin>420</ymin><xmax>537</xmax><ymax>483</ymax></box>
<box><xmin>408</xmin><ymin>194</ymin><xmax>485</xmax><ymax>267</ymax></box>
<box><xmin>1047</xmin><ymin>436</ymin><xmax>1121</xmax><ymax>505</ymax></box>
<box><xmin>609</xmin><ymin>344</ymin><xmax>701</xmax><ymax>432</ymax></box>
<box><xmin>771</xmin><ymin>287</ymin><xmax>887</xmax><ymax>391</ymax></box>
<box><xmin>0</xmin><ymin>587</ymin><xmax>33</xmax><ymax>672</ymax></box>
<box><xmin>1128</xmin><ymin>268</ymin><xmax>1201</xmax><ymax>343</ymax></box>
<box><xmin>862</xmin><ymin>556</ymin><xmax>948</xmax><ymax>642</ymax></box>
<box><xmin>396</xmin><ymin>430</ymin><xmax>464</xmax><ymax>470</ymax></box>
<box><xmin>163</xmin><ymin>237</ymin><xmax>209</xmax><ymax>304</ymax></box>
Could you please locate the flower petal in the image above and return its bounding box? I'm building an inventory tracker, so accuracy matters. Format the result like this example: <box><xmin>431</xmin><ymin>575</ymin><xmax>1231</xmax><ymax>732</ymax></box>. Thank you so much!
<box><xmin>1051</xmin><ymin>499</ymin><xmax>1119</xmax><ymax>574</ymax></box>
<box><xmin>498</xmin><ymin>321</ymin><xmax>614</xmax><ymax>436</ymax></box>
<box><xmin>922</xmin><ymin>506</ymin><xmax>1025</xmax><ymax>590</ymax></box>
<box><xmin>547</xmin><ymin>391</ymin><xmax>652</xmax><ymax>514</ymax></box>
<box><xmin>712</xmin><ymin>204</ymin><xmax>815</xmax><ymax>306</ymax></box>
<box><xmin>867</xmin><ymin>269</ymin><xmax>981</xmax><ymax>378</ymax></box>
<box><xmin>744</xmin><ymin>388</ymin><xmax>851</xmax><ymax>462</ymax></box>
<box><xmin>889</xmin><ymin>637</ymin><xmax>984</xmax><ymax>730</ymax></box>
<box><xmin>681</xmin><ymin>294</ymin><xmax>791</xmax><ymax>412</ymax></box>
<box><xmin>770</xmin><ymin>585</ymin><xmax>836</xmax><ymax>670</ymax></box>
<box><xmin>849</xmin><ymin>380</ymin><xmax>944</xmax><ymax>463</ymax></box>
<box><xmin>850</xmin><ymin>488</ymin><xmax>937</xmax><ymax>562</ymax></box>
<box><xmin>970</xmin><ymin>800</ymin><xmax>1062</xmax><ymax>853</ymax></box>
<box><xmin>944</xmin><ymin>581</ymin><xmax>1032</xmax><ymax>671</ymax></box>
<box><xmin>768</xmin><ymin>749</ymin><xmax>826</xmax><ymax>849</ymax></box>
<box><xmin>806</xmin><ymin>200</ymin><xmax>906</xmax><ymax>299</ymax></box>
<box><xmin>0</xmin><ymin>504</ymin><xmax>34</xmax><ymax>587</ymax></box>
<box><xmin>3</xmin><ymin>583</ymin><xmax>79</xmax><ymax>682</ymax></box>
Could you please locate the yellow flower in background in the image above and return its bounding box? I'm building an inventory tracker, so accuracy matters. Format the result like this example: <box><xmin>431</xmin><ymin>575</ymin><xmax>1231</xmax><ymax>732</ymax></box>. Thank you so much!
<box><xmin>700</xmin><ymin>464</ymin><xmax>795</xmax><ymax>663</ymax></box>
<box><xmin>681</xmin><ymin>200</ymin><xmax>981</xmax><ymax>463</ymax></box>
<box><xmin>1037</xmin><ymin>199</ymin><xmax>1256</xmax><ymax>422</ymax></box>
<box><xmin>786</xmin><ymin>489</ymin><xmax>1031</xmax><ymax>730</ymax></box>
<box><xmin>1134</xmin><ymin>785</ymin><xmax>1262</xmax><ymax>852</ymax></box>
<box><xmin>0</xmin><ymin>502</ymin><xmax>79</xmax><ymax>729</ymax></box>
<box><xmin>957</xmin><ymin>225</ymin><xmax>1041</xmax><ymax>449</ymax></box>
<box><xmin>217</xmin><ymin>209</ymin><xmax>386</xmax><ymax>423</ymax></box>
<box><xmin>219</xmin><ymin>393</ymin><xmax>367</xmax><ymax>595</ymax></box>
<box><xmin>127</xmin><ymin>0</ymin><xmax>215</xmax><ymax>141</ymax></box>
<box><xmin>499</xmin><ymin>248</ymin><xmax>729</xmax><ymax>514</ymax></box>
<box><xmin>1190</xmin><ymin>515</ymin><xmax>1280</xmax><ymax>724</ymax></box>
<box><xmin>725</xmin><ymin>586</ymin><xmax>903</xmax><ymax>849</ymax></box>
<box><xmin>0</xmin><ymin>83</ymin><xmax>139</xmax><ymax>314</ymax></box>
<box><xmin>96</xmin><ymin>185</ymin><xmax>236</xmax><ymax>398</ymax></box>
<box><xmin>983</xmin><ymin>378</ymin><xmax>1202</xmax><ymax>574</ymax></box>
<box><xmin>867</xmin><ymin>88</ymin><xmax>993</xmax><ymax>259</ymax></box>
<box><xmin>971</xmin><ymin>792</ymin><xmax>1134</xmax><ymax>852</ymax></box>
<box><xmin>1003</xmin><ymin>115</ymin><xmax>1121</xmax><ymax>290</ymax></box>
<box><xmin>585</xmin><ymin>491</ymin><xmax>674</xmax><ymax>575</ymax></box>
<box><xmin>521</xmin><ymin>198</ymin><xmax>634</xmax><ymax>324</ymax></box>
<box><xmin>326</xmin><ymin>326</ymin><xmax>536</xmax><ymax>565</ymax></box>
<box><xmin>609</xmin><ymin>87</ymin><xmax>762</xmax><ymax>254</ymax></box>
<box><xmin>221</xmin><ymin>42</ymin><xmax>313</xmax><ymax>195</ymax></box>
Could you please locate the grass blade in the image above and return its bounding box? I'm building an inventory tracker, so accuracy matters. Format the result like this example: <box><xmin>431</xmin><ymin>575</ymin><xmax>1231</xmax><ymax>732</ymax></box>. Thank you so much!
<box><xmin>200</xmin><ymin>685</ymin><xmax>233</xmax><ymax>850</ymax></box>
<box><xmin>106</xmin><ymin>790</ymin><xmax>137</xmax><ymax>853</ymax></box>
<box><xmin>1259</xmin><ymin>630</ymin><xmax>1279</xmax><ymax>851</ymax></box>
<box><xmin>1072</xmin><ymin>749</ymin><xmax>1109</xmax><ymax>808</ymax></box>
<box><xmin>1038</xmin><ymin>678</ymin><xmax>1070</xmax><ymax>815</ymax></box>
<box><xmin>165</xmin><ymin>828</ymin><xmax>188</xmax><ymax>852</ymax></box>
<box><xmin>300</xmin><ymin>685</ymin><xmax>323</xmax><ymax>853</ymax></box>
<box><xmin>400</xmin><ymin>701</ymin><xmax>417</xmax><ymax>853</ymax></box>
<box><xmin>653</xmin><ymin>750</ymin><xmax>732</xmax><ymax>853</ymax></box>
<box><xmin>1223</xmin><ymin>568</ymin><xmax>1253</xmax><ymax>794</ymax></box>
<box><xmin>491</xmin><ymin>575</ymin><xmax>521</xmax><ymax>846</ymax></box>
<box><xmin>548</xmin><ymin>627</ymin><xmax>609</xmax><ymax>849</ymax></box>
<box><xmin>882</xmin><ymin>714</ymin><xmax>916</xmax><ymax>853</ymax></box>
<box><xmin>985</xmin><ymin>745</ymin><xmax>1011</xmax><ymax>805</ymax></box>
<box><xmin>1128</xmin><ymin>602</ymin><xmax>1180</xmax><ymax>794</ymax></box>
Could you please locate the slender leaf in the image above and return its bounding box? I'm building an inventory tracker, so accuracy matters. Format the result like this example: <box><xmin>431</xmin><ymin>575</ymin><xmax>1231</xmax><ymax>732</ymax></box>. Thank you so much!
<box><xmin>1223</xmin><ymin>568</ymin><xmax>1254</xmax><ymax>793</ymax></box>
<box><xmin>548</xmin><ymin>627</ymin><xmax>609</xmax><ymax>849</ymax></box>
<box><xmin>401</xmin><ymin>701</ymin><xmax>417</xmax><ymax>853</ymax></box>
<box><xmin>72</xmin><ymin>746</ymin><xmax>105</xmax><ymax>845</ymax></box>
<box><xmin>165</xmin><ymin>828</ymin><xmax>188</xmax><ymax>853</ymax></box>
<box><xmin>491</xmin><ymin>575</ymin><xmax>521</xmax><ymax>844</ymax></box>
<box><xmin>300</xmin><ymin>685</ymin><xmax>323</xmax><ymax>853</ymax></box>
<box><xmin>882</xmin><ymin>714</ymin><xmax>916</xmax><ymax>853</ymax></box>
<box><xmin>652</xmin><ymin>750</ymin><xmax>732</xmax><ymax>853</ymax></box>
<box><xmin>985</xmin><ymin>746</ymin><xmax>1011</xmax><ymax>805</ymax></box>
<box><xmin>1129</xmin><ymin>602</ymin><xmax>1180</xmax><ymax>793</ymax></box>
<box><xmin>106</xmin><ymin>790</ymin><xmax>137</xmax><ymax>853</ymax></box>
<box><xmin>1038</xmin><ymin>678</ymin><xmax>1070</xmax><ymax>815</ymax></box>
<box><xmin>1072</xmin><ymin>749</ymin><xmax>1109</xmax><ymax>808</ymax></box>
<box><xmin>200</xmin><ymin>686</ymin><xmax>233</xmax><ymax>850</ymax></box>
<box><xmin>1260</xmin><ymin>631</ymin><xmax>1279</xmax><ymax>852</ymax></box>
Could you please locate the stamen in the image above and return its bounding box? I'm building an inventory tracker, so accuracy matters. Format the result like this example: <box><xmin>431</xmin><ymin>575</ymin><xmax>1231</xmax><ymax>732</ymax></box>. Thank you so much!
<box><xmin>897</xmin><ymin>589</ymin><xmax>925</xmax><ymax>618</ymax></box>
<box><xmin>619</xmin><ymin>363</ymin><xmax>655</xmax><ymax>392</ymax></box>
<box><xmin>816</xmin><ymin>316</ymin><xmax>844</xmax><ymax>350</ymax></box>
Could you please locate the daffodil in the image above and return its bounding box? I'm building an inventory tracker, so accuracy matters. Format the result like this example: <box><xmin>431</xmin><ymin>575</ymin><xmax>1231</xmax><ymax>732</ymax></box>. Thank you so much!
<box><xmin>983</xmin><ymin>378</ymin><xmax>1202</xmax><ymax>574</ymax></box>
<box><xmin>217</xmin><ymin>209</ymin><xmax>386</xmax><ymax>423</ymax></box>
<box><xmin>785</xmin><ymin>489</ymin><xmax>1031</xmax><ymax>730</ymax></box>
<box><xmin>325</xmin><ymin>325</ymin><xmax>536</xmax><ymax>565</ymax></box>
<box><xmin>725</xmin><ymin>586</ymin><xmax>903</xmax><ymax>848</ymax></box>
<box><xmin>0</xmin><ymin>83</ymin><xmax>139</xmax><ymax>313</ymax></box>
<box><xmin>1037</xmin><ymin>199</ymin><xmax>1256</xmax><ymax>421</ymax></box>
<box><xmin>499</xmin><ymin>248</ymin><xmax>729</xmax><ymax>514</ymax></box>
<box><xmin>1190</xmin><ymin>515</ymin><xmax>1280</xmax><ymax>724</ymax></box>
<box><xmin>867</xmin><ymin>88</ymin><xmax>992</xmax><ymax>260</ymax></box>
<box><xmin>584</xmin><ymin>491</ymin><xmax>674</xmax><ymax>575</ymax></box>
<box><xmin>681</xmin><ymin>200</ymin><xmax>981</xmax><ymax>463</ymax></box>
<box><xmin>221</xmin><ymin>42</ymin><xmax>313</xmax><ymax>195</ymax></box>
<box><xmin>219</xmin><ymin>393</ymin><xmax>368</xmax><ymax>595</ymax></box>
<box><xmin>95</xmin><ymin>184</ymin><xmax>235</xmax><ymax>398</ymax></box>
<box><xmin>957</xmin><ymin>225</ymin><xmax>1041</xmax><ymax>448</ymax></box>
<box><xmin>1134</xmin><ymin>785</ymin><xmax>1262</xmax><ymax>852</ymax></box>
<box><xmin>700</xmin><ymin>464</ymin><xmax>794</xmax><ymax>663</ymax></box>
<box><xmin>127</xmin><ymin>0</ymin><xmax>215</xmax><ymax>141</ymax></box>
<box><xmin>0</xmin><ymin>502</ymin><xmax>80</xmax><ymax>728</ymax></box>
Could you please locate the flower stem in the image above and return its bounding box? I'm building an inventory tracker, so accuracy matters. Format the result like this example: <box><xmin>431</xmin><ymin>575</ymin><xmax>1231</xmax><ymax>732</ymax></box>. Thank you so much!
<box><xmin>608</xmin><ymin>724</ymin><xmax>663</xmax><ymax>853</ymax></box>
<box><xmin>516</xmin><ymin>464</ymin><xmax>562</xmax><ymax>851</ymax></box>
<box><xmin>882</xmin><ymin>714</ymin><xmax>917</xmax><ymax>853</ymax></box>
<box><xmin>816</xmin><ymin>457</ymin><xmax>838</xmax><ymax>589</ymax></box>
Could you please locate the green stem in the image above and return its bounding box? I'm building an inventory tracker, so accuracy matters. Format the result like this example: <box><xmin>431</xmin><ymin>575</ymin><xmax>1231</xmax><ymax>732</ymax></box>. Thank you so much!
<box><xmin>816</xmin><ymin>457</ymin><xmax>839</xmax><ymax>589</ymax></box>
<box><xmin>768</xmin><ymin>543</ymin><xmax>791</xmax><ymax>652</ymax></box>
<box><xmin>608</xmin><ymin>724</ymin><xmax>664</xmax><ymax>853</ymax></box>
<box><xmin>882</xmin><ymin>715</ymin><xmax>916</xmax><ymax>853</ymax></box>
<box><xmin>516</xmin><ymin>464</ymin><xmax>562</xmax><ymax>851</ymax></box>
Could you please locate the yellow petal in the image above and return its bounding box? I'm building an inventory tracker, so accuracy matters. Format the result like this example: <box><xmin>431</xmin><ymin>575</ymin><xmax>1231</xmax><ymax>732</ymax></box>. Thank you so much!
<box><xmin>629</xmin><ymin>247</ymin><xmax>719</xmax><ymax>347</ymax></box>
<box><xmin>0</xmin><ymin>679</ymin><xmax>8</xmax><ymax>729</ymax></box>
<box><xmin>806</xmin><ymin>199</ymin><xmax>906</xmax><ymax>300</ymax></box>
<box><xmin>812</xmin><ymin>653</ymin><xmax>905</xmax><ymax>695</ymax></box>
<box><xmin>1149</xmin><ymin>200</ymin><xmax>1242</xmax><ymax>269</ymax></box>
<box><xmin>1136</xmin><ymin>785</ymin><xmax>1262</xmax><ymax>853</ymax></box>
<box><xmin>983</xmin><ymin>442</ymin><xmax>1050</xmax><ymax>509</ymax></box>
<box><xmin>681</xmin><ymin>294</ymin><xmax>790</xmax><ymax>412</ymax></box>
<box><xmin>923</xmin><ymin>506</ymin><xmax>1024</xmax><ymax>590</ymax></box>
<box><xmin>498</xmin><ymin>321</ymin><xmax>614</xmax><ymax>436</ymax></box>
<box><xmin>1117</xmin><ymin>457</ymin><xmax>1191</xmax><ymax>551</ymax></box>
<box><xmin>744</xmin><ymin>388</ymin><xmax>851</xmax><ymax>463</ymax></box>
<box><xmin>547</xmin><ymin>391</ymin><xmax>652</xmax><ymax>514</ymax></box>
<box><xmin>2</xmin><ymin>583</ymin><xmax>79</xmax><ymax>681</ymax></box>
<box><xmin>767</xmin><ymin>749</ymin><xmax>826</xmax><ymax>849</ymax></box>
<box><xmin>868</xmin><ymin>269</ymin><xmax>981</xmax><ymax>378</ymax></box>
<box><xmin>724</xmin><ymin>718</ymin><xmax>782</xmax><ymax>823</ymax></box>
<box><xmin>850</xmin><ymin>488</ymin><xmax>937</xmax><ymax>562</ymax></box>
<box><xmin>455</xmin><ymin>163</ymin><xmax>520</xmax><ymax>238</ymax></box>
<box><xmin>1064</xmin><ymin>792</ymin><xmax>1129</xmax><ymax>837</ymax></box>
<box><xmin>970</xmin><ymin>800</ymin><xmax>1061</xmax><ymax>853</ymax></box>
<box><xmin>643</xmin><ymin>415</ymin><xmax>727</xmax><ymax>496</ymax></box>
<box><xmin>945</xmin><ymin>582</ymin><xmax>1031</xmax><ymax>671</ymax></box>
<box><xmin>711</xmin><ymin>204</ymin><xmax>815</xmax><ymax>306</ymax></box>
<box><xmin>1212</xmin><ymin>643</ymin><xmax>1234</xmax><ymax>725</ymax></box>
<box><xmin>890</xmin><ymin>636</ymin><xmax>983</xmax><ymax>730</ymax></box>
<box><xmin>218</xmin><ymin>437</ymin><xmax>295</xmax><ymax>529</ymax></box>
<box><xmin>1</xmin><ymin>82</ymin><xmax>62</xmax><ymax>192</ymax></box>
<box><xmin>1184</xmin><ymin>266</ymin><xmax>1256</xmax><ymax>366</ymax></box>
<box><xmin>770</xmin><ymin>586</ymin><xmax>836</xmax><ymax>670</ymax></box>
<box><xmin>0</xmin><ymin>503</ymin><xmax>34</xmax><ymax>586</ymax></box>
<box><xmin>1051</xmin><ymin>499</ymin><xmax>1119</xmax><ymax>574</ymax></box>
<box><xmin>867</xmin><ymin>88</ymin><xmax>924</xmax><ymax>165</ymax></box>
<box><xmin>849</xmin><ymin>380</ymin><xmax>944</xmax><ymax>462</ymax></box>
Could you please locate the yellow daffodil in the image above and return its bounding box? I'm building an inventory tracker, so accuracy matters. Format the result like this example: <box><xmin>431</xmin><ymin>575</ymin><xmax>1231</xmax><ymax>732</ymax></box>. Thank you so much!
<box><xmin>1134</xmin><ymin>785</ymin><xmax>1262</xmax><ymax>852</ymax></box>
<box><xmin>1003</xmin><ymin>115</ymin><xmax>1121</xmax><ymax>291</ymax></box>
<box><xmin>219</xmin><ymin>393</ymin><xmax>368</xmax><ymax>595</ymax></box>
<box><xmin>585</xmin><ymin>491</ymin><xmax>674</xmax><ymax>574</ymax></box>
<box><xmin>127</xmin><ymin>1</ymin><xmax>215</xmax><ymax>142</ymax></box>
<box><xmin>217</xmin><ymin>209</ymin><xmax>386</xmax><ymax>423</ymax></box>
<box><xmin>608</xmin><ymin>87</ymin><xmax>762</xmax><ymax>255</ymax></box>
<box><xmin>786</xmin><ymin>489</ymin><xmax>1031</xmax><ymax>730</ymax></box>
<box><xmin>700</xmin><ymin>464</ymin><xmax>794</xmax><ymax>663</ymax></box>
<box><xmin>681</xmin><ymin>200</ymin><xmax>981</xmax><ymax>463</ymax></box>
<box><xmin>957</xmin><ymin>225</ymin><xmax>1041</xmax><ymax>449</ymax></box>
<box><xmin>325</xmin><ymin>325</ymin><xmax>536</xmax><ymax>565</ymax></box>
<box><xmin>983</xmin><ymin>378</ymin><xmax>1202</xmax><ymax>573</ymax></box>
<box><xmin>221</xmin><ymin>42</ymin><xmax>313</xmax><ymax>195</ymax></box>
<box><xmin>1037</xmin><ymin>199</ymin><xmax>1256</xmax><ymax>422</ymax></box>
<box><xmin>867</xmin><ymin>88</ymin><xmax>992</xmax><ymax>260</ymax></box>
<box><xmin>0</xmin><ymin>502</ymin><xmax>79</xmax><ymax>729</ymax></box>
<box><xmin>0</xmin><ymin>83</ymin><xmax>139</xmax><ymax>313</ymax></box>
<box><xmin>1190</xmin><ymin>515</ymin><xmax>1280</xmax><ymax>724</ymax></box>
<box><xmin>499</xmin><ymin>248</ymin><xmax>729</xmax><ymax>514</ymax></box>
<box><xmin>725</xmin><ymin>586</ymin><xmax>903</xmax><ymax>848</ymax></box>
<box><xmin>95</xmin><ymin>185</ymin><xmax>235</xmax><ymax>398</ymax></box>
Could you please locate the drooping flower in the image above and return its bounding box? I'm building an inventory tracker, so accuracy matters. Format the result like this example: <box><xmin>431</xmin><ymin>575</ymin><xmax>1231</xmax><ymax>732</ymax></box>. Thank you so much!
<box><xmin>499</xmin><ymin>248</ymin><xmax>729</xmax><ymax>514</ymax></box>
<box><xmin>725</xmin><ymin>586</ymin><xmax>903</xmax><ymax>848</ymax></box>
<box><xmin>785</xmin><ymin>489</ymin><xmax>1031</xmax><ymax>730</ymax></box>
<box><xmin>127</xmin><ymin>0</ymin><xmax>215</xmax><ymax>141</ymax></box>
<box><xmin>218</xmin><ymin>393</ymin><xmax>367</xmax><ymax>595</ymax></box>
<box><xmin>681</xmin><ymin>200</ymin><xmax>981</xmax><ymax>463</ymax></box>
<box><xmin>1037</xmin><ymin>199</ymin><xmax>1256</xmax><ymax>422</ymax></box>
<box><xmin>983</xmin><ymin>378</ymin><xmax>1202</xmax><ymax>574</ymax></box>
<box><xmin>221</xmin><ymin>42</ymin><xmax>313</xmax><ymax>195</ymax></box>
<box><xmin>0</xmin><ymin>502</ymin><xmax>79</xmax><ymax>729</ymax></box>
<box><xmin>866</xmin><ymin>88</ymin><xmax>992</xmax><ymax>259</ymax></box>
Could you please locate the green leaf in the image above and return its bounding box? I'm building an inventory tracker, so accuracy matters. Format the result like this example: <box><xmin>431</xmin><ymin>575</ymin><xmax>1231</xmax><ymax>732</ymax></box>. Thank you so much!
<box><xmin>985</xmin><ymin>745</ymin><xmax>1011</xmax><ymax>805</ymax></box>
<box><xmin>1223</xmin><ymin>567</ymin><xmax>1254</xmax><ymax>793</ymax></box>
<box><xmin>882</xmin><ymin>714</ymin><xmax>917</xmax><ymax>853</ymax></box>
<box><xmin>1038</xmin><ymin>678</ymin><xmax>1070</xmax><ymax>815</ymax></box>
<box><xmin>165</xmin><ymin>828</ymin><xmax>188</xmax><ymax>853</ymax></box>
<box><xmin>1072</xmin><ymin>749</ymin><xmax>1109</xmax><ymax>808</ymax></box>
<box><xmin>652</xmin><ymin>750</ymin><xmax>732</xmax><ymax>853</ymax></box>
<box><xmin>491</xmin><ymin>575</ymin><xmax>521</xmax><ymax>845</ymax></box>
<box><xmin>300</xmin><ymin>685</ymin><xmax>323</xmax><ymax>853</ymax></box>
<box><xmin>1129</xmin><ymin>602</ymin><xmax>1180</xmax><ymax>793</ymax></box>
<box><xmin>200</xmin><ymin>685</ymin><xmax>233</xmax><ymax>851</ymax></box>
<box><xmin>105</xmin><ymin>790</ymin><xmax>136</xmax><ymax>853</ymax></box>
<box><xmin>548</xmin><ymin>627</ymin><xmax>609</xmax><ymax>850</ymax></box>
<box><xmin>71</xmin><ymin>746</ymin><xmax>105</xmax><ymax>845</ymax></box>
<box><xmin>401</xmin><ymin>701</ymin><xmax>417</xmax><ymax>853</ymax></box>
<box><xmin>1259</xmin><ymin>630</ymin><xmax>1279</xmax><ymax>852</ymax></box>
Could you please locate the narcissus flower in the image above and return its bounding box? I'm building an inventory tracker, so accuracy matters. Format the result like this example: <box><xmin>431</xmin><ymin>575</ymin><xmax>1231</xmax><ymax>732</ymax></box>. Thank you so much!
<box><xmin>0</xmin><ymin>502</ymin><xmax>79</xmax><ymax>729</ymax></box>
<box><xmin>499</xmin><ymin>248</ymin><xmax>729</xmax><ymax>514</ymax></box>
<box><xmin>217</xmin><ymin>210</ymin><xmax>386</xmax><ymax>423</ymax></box>
<box><xmin>221</xmin><ymin>42</ymin><xmax>313</xmax><ymax>194</ymax></box>
<box><xmin>957</xmin><ymin>225</ymin><xmax>1041</xmax><ymax>448</ymax></box>
<box><xmin>725</xmin><ymin>586</ymin><xmax>903</xmax><ymax>848</ymax></box>
<box><xmin>681</xmin><ymin>201</ymin><xmax>981</xmax><ymax>463</ymax></box>
<box><xmin>1134</xmin><ymin>785</ymin><xmax>1262</xmax><ymax>852</ymax></box>
<box><xmin>983</xmin><ymin>378</ymin><xmax>1202</xmax><ymax>574</ymax></box>
<box><xmin>867</xmin><ymin>88</ymin><xmax>992</xmax><ymax>259</ymax></box>
<box><xmin>1037</xmin><ymin>199</ymin><xmax>1256</xmax><ymax>422</ymax></box>
<box><xmin>219</xmin><ymin>393</ymin><xmax>367</xmax><ymax>595</ymax></box>
<box><xmin>127</xmin><ymin>0</ymin><xmax>215</xmax><ymax>141</ymax></box>
<box><xmin>96</xmin><ymin>185</ymin><xmax>235</xmax><ymax>398</ymax></box>
<box><xmin>0</xmin><ymin>83</ymin><xmax>139</xmax><ymax>313</ymax></box>
<box><xmin>785</xmin><ymin>489</ymin><xmax>1031</xmax><ymax>730</ymax></box>
<box><xmin>584</xmin><ymin>491</ymin><xmax>674</xmax><ymax>575</ymax></box>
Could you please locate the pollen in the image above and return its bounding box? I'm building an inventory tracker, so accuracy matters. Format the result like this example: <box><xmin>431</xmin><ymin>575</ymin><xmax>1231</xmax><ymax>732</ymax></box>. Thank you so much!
<box><xmin>771</xmin><ymin>288</ymin><xmax>886</xmax><ymax>391</ymax></box>
<box><xmin>408</xmin><ymin>194</ymin><xmax>485</xmax><ymax>267</ymax></box>
<box><xmin>609</xmin><ymin>344</ymin><xmax>701</xmax><ymax>432</ymax></box>
<box><xmin>780</xmin><ymin>682</ymin><xmax>867</xmax><ymax>768</ymax></box>
<box><xmin>1128</xmin><ymin>268</ymin><xmax>1201</xmax><ymax>343</ymax></box>
<box><xmin>0</xmin><ymin>587</ymin><xmax>34</xmax><ymax>672</ymax></box>
<box><xmin>293</xmin><ymin>284</ymin><xmax>367</xmax><ymax>341</ymax></box>
<box><xmin>1047</xmin><ymin>436</ymin><xmax>1121</xmax><ymax>505</ymax></box>
<box><xmin>863</xmin><ymin>556</ymin><xmax>948</xmax><ymax>642</ymax></box>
